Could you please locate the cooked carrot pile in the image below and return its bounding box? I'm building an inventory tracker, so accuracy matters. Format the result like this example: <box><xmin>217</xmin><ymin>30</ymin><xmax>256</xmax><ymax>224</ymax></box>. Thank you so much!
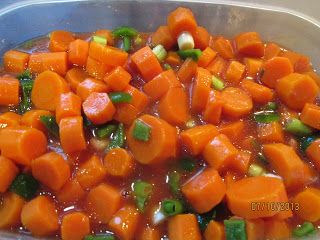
<box><xmin>1</xmin><ymin>6</ymin><xmax>320</xmax><ymax>240</ymax></box>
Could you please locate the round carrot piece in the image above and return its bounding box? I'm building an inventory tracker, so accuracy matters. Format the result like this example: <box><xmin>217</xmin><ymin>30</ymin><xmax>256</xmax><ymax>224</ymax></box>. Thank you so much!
<box><xmin>61</xmin><ymin>212</ymin><xmax>90</xmax><ymax>240</ymax></box>
<box><xmin>21</xmin><ymin>110</ymin><xmax>52</xmax><ymax>132</ymax></box>
<box><xmin>235</xmin><ymin>32</ymin><xmax>264</xmax><ymax>57</ymax></box>
<box><xmin>57</xmin><ymin>178</ymin><xmax>86</xmax><ymax>203</ymax></box>
<box><xmin>0</xmin><ymin>76</ymin><xmax>20</xmax><ymax>106</ymax></box>
<box><xmin>168</xmin><ymin>214</ymin><xmax>201</xmax><ymax>240</ymax></box>
<box><xmin>167</xmin><ymin>7</ymin><xmax>197</xmax><ymax>38</ymax></box>
<box><xmin>31</xmin><ymin>70</ymin><xmax>69</xmax><ymax>111</ymax></box>
<box><xmin>56</xmin><ymin>92</ymin><xmax>82</xmax><ymax>123</ymax></box>
<box><xmin>3</xmin><ymin>50</ymin><xmax>29</xmax><ymax>73</ymax></box>
<box><xmin>193</xmin><ymin>26</ymin><xmax>210</xmax><ymax>50</ymax></box>
<box><xmin>127</xmin><ymin>114</ymin><xmax>177</xmax><ymax>164</ymax></box>
<box><xmin>104</xmin><ymin>66</ymin><xmax>132</xmax><ymax>91</ymax></box>
<box><xmin>65</xmin><ymin>67</ymin><xmax>89</xmax><ymax>91</ymax></box>
<box><xmin>0</xmin><ymin>112</ymin><xmax>21</xmax><ymax>129</ymax></box>
<box><xmin>68</xmin><ymin>39</ymin><xmax>89</xmax><ymax>67</ymax></box>
<box><xmin>76</xmin><ymin>77</ymin><xmax>109</xmax><ymax>101</ymax></box>
<box><xmin>151</xmin><ymin>26</ymin><xmax>175</xmax><ymax>50</ymax></box>
<box><xmin>240</xmin><ymin>79</ymin><xmax>274</xmax><ymax>104</ymax></box>
<box><xmin>204</xmin><ymin>220</ymin><xmax>225</xmax><ymax>240</ymax></box>
<box><xmin>138</xmin><ymin>226</ymin><xmax>160</xmax><ymax>240</ymax></box>
<box><xmin>21</xmin><ymin>196</ymin><xmax>59</xmax><ymax>237</ymax></box>
<box><xmin>104</xmin><ymin>148</ymin><xmax>134</xmax><ymax>177</ymax></box>
<box><xmin>0</xmin><ymin>192</ymin><xmax>25</xmax><ymax>229</ymax></box>
<box><xmin>49</xmin><ymin>30</ymin><xmax>75</xmax><ymax>52</ymax></box>
<box><xmin>0</xmin><ymin>156</ymin><xmax>19</xmax><ymax>193</ymax></box>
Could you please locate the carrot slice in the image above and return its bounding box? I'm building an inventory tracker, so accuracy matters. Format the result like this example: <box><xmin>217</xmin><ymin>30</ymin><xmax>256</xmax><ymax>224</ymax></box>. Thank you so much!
<box><xmin>0</xmin><ymin>156</ymin><xmax>19</xmax><ymax>193</ymax></box>
<box><xmin>65</xmin><ymin>67</ymin><xmax>89</xmax><ymax>91</ymax></box>
<box><xmin>203</xmin><ymin>90</ymin><xmax>224</xmax><ymax>125</ymax></box>
<box><xmin>94</xmin><ymin>29</ymin><xmax>114</xmax><ymax>46</ymax></box>
<box><xmin>180</xmin><ymin>124</ymin><xmax>219</xmax><ymax>156</ymax></box>
<box><xmin>21</xmin><ymin>196</ymin><xmax>59</xmax><ymax>236</ymax></box>
<box><xmin>240</xmin><ymin>79</ymin><xmax>274</xmax><ymax>104</ymax></box>
<box><xmin>300</xmin><ymin>103</ymin><xmax>320</xmax><ymax>130</ymax></box>
<box><xmin>0</xmin><ymin>76</ymin><xmax>20</xmax><ymax>106</ymax></box>
<box><xmin>76</xmin><ymin>77</ymin><xmax>109</xmax><ymax>101</ymax></box>
<box><xmin>0</xmin><ymin>127</ymin><xmax>47</xmax><ymax>166</ymax></box>
<box><xmin>168</xmin><ymin>214</ymin><xmax>201</xmax><ymax>240</ymax></box>
<box><xmin>230</xmin><ymin>150</ymin><xmax>251</xmax><ymax>175</ymax></box>
<box><xmin>225</xmin><ymin>60</ymin><xmax>245</xmax><ymax>83</ymax></box>
<box><xmin>104</xmin><ymin>66</ymin><xmax>132</xmax><ymax>91</ymax></box>
<box><xmin>0</xmin><ymin>192</ymin><xmax>25</xmax><ymax>229</ymax></box>
<box><xmin>57</xmin><ymin>178</ymin><xmax>86</xmax><ymax>203</ymax></box>
<box><xmin>264</xmin><ymin>43</ymin><xmax>281</xmax><ymax>60</ymax></box>
<box><xmin>235</xmin><ymin>32</ymin><xmax>264</xmax><ymax>57</ymax></box>
<box><xmin>257</xmin><ymin>122</ymin><xmax>284</xmax><ymax>143</ymax></box>
<box><xmin>21</xmin><ymin>110</ymin><xmax>51</xmax><ymax>132</ymax></box>
<box><xmin>264</xmin><ymin>219</ymin><xmax>290</xmax><ymax>240</ymax></box>
<box><xmin>61</xmin><ymin>212</ymin><xmax>90</xmax><ymax>240</ymax></box>
<box><xmin>104</xmin><ymin>148</ymin><xmax>135</xmax><ymax>177</ymax></box>
<box><xmin>281</xmin><ymin>50</ymin><xmax>311</xmax><ymax>73</ymax></box>
<box><xmin>167</xmin><ymin>7</ymin><xmax>197</xmax><ymax>38</ymax></box>
<box><xmin>204</xmin><ymin>220</ymin><xmax>225</xmax><ymax>240</ymax></box>
<box><xmin>151</xmin><ymin>26</ymin><xmax>175</xmax><ymax>50</ymax></box>
<box><xmin>193</xmin><ymin>26</ymin><xmax>210</xmax><ymax>50</ymax></box>
<box><xmin>68</xmin><ymin>39</ymin><xmax>89</xmax><ymax>66</ymax></box>
<box><xmin>0</xmin><ymin>112</ymin><xmax>21</xmax><ymax>128</ymax></box>
<box><xmin>198</xmin><ymin>47</ymin><xmax>217</xmax><ymax>68</ymax></box>
<box><xmin>124</xmin><ymin>85</ymin><xmax>149</xmax><ymax>112</ymax></box>
<box><xmin>56</xmin><ymin>92</ymin><xmax>81</xmax><ymax>123</ymax></box>
<box><xmin>177</xmin><ymin>58</ymin><xmax>198</xmax><ymax>83</ymax></box>
<box><xmin>306</xmin><ymin>139</ymin><xmax>320</xmax><ymax>172</ymax></box>
<box><xmin>3</xmin><ymin>50</ymin><xmax>29</xmax><ymax>73</ymax></box>
<box><xmin>206</xmin><ymin>56</ymin><xmax>227</xmax><ymax>77</ymax></box>
<box><xmin>244</xmin><ymin>58</ymin><xmax>263</xmax><ymax>77</ymax></box>
<box><xmin>127</xmin><ymin>114</ymin><xmax>177</xmax><ymax>164</ymax></box>
<box><xmin>165</xmin><ymin>51</ymin><xmax>182</xmax><ymax>66</ymax></box>
<box><xmin>113</xmin><ymin>103</ymin><xmax>139</xmax><ymax>125</ymax></box>
<box><xmin>219</xmin><ymin>120</ymin><xmax>245</xmax><ymax>142</ymax></box>
<box><xmin>246</xmin><ymin>219</ymin><xmax>265</xmax><ymax>240</ymax></box>
<box><xmin>49</xmin><ymin>30</ymin><xmax>75</xmax><ymax>52</ymax></box>
<box><xmin>305</xmin><ymin>71</ymin><xmax>320</xmax><ymax>87</ymax></box>
<box><xmin>86</xmin><ymin>183</ymin><xmax>121</xmax><ymax>223</ymax></box>
<box><xmin>213</xmin><ymin>36</ymin><xmax>234</xmax><ymax>59</ymax></box>
<box><xmin>86</xmin><ymin>56</ymin><xmax>113</xmax><ymax>80</ymax></box>
<box><xmin>138</xmin><ymin>226</ymin><xmax>160</xmax><ymax>240</ymax></box>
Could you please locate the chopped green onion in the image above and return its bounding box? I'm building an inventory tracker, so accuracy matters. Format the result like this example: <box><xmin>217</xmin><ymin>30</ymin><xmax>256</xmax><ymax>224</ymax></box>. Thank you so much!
<box><xmin>92</xmin><ymin>35</ymin><xmax>107</xmax><ymax>45</ymax></box>
<box><xmin>17</xmin><ymin>70</ymin><xmax>33</xmax><ymax>114</ymax></box>
<box><xmin>177</xmin><ymin>31</ymin><xmax>194</xmax><ymax>50</ymax></box>
<box><xmin>257</xmin><ymin>152</ymin><xmax>268</xmax><ymax>165</ymax></box>
<box><xmin>163</xmin><ymin>63</ymin><xmax>172</xmax><ymax>70</ymax></box>
<box><xmin>107</xmin><ymin>123</ymin><xmax>125</xmax><ymax>150</ymax></box>
<box><xmin>177</xmin><ymin>49</ymin><xmax>202</xmax><ymax>61</ymax></box>
<box><xmin>224</xmin><ymin>219</ymin><xmax>247</xmax><ymax>240</ymax></box>
<box><xmin>180</xmin><ymin>156</ymin><xmax>196</xmax><ymax>172</ymax></box>
<box><xmin>133</xmin><ymin>119</ymin><xmax>151</xmax><ymax>142</ymax></box>
<box><xmin>264</xmin><ymin>101</ymin><xmax>278</xmax><ymax>111</ymax></box>
<box><xmin>212</xmin><ymin>75</ymin><xmax>225</xmax><ymax>91</ymax></box>
<box><xmin>161</xmin><ymin>199</ymin><xmax>184</xmax><ymax>216</ymax></box>
<box><xmin>132</xmin><ymin>180</ymin><xmax>153</xmax><ymax>212</ymax></box>
<box><xmin>10</xmin><ymin>173</ymin><xmax>39</xmax><ymax>200</ymax></box>
<box><xmin>123</xmin><ymin>36</ymin><xmax>131</xmax><ymax>52</ymax></box>
<box><xmin>197</xmin><ymin>208</ymin><xmax>217</xmax><ymax>231</ymax></box>
<box><xmin>95</xmin><ymin>124</ymin><xmax>117</xmax><ymax>139</ymax></box>
<box><xmin>40</xmin><ymin>115</ymin><xmax>59</xmax><ymax>138</ymax></box>
<box><xmin>298</xmin><ymin>135</ymin><xmax>319</xmax><ymax>153</ymax></box>
<box><xmin>134</xmin><ymin>35</ymin><xmax>143</xmax><ymax>46</ymax></box>
<box><xmin>185</xmin><ymin>119</ymin><xmax>196</xmax><ymax>128</ymax></box>
<box><xmin>248</xmin><ymin>163</ymin><xmax>266</xmax><ymax>177</ymax></box>
<box><xmin>84</xmin><ymin>235</ymin><xmax>115</xmax><ymax>240</ymax></box>
<box><xmin>17</xmin><ymin>69</ymin><xmax>32</xmax><ymax>81</ymax></box>
<box><xmin>168</xmin><ymin>171</ymin><xmax>180</xmax><ymax>196</ymax></box>
<box><xmin>112</xmin><ymin>26</ymin><xmax>138</xmax><ymax>38</ymax></box>
<box><xmin>108</xmin><ymin>92</ymin><xmax>132</xmax><ymax>103</ymax></box>
<box><xmin>292</xmin><ymin>222</ymin><xmax>316</xmax><ymax>238</ymax></box>
<box><xmin>253</xmin><ymin>111</ymin><xmax>280</xmax><ymax>123</ymax></box>
<box><xmin>285</xmin><ymin>118</ymin><xmax>313</xmax><ymax>136</ymax></box>
<box><xmin>152</xmin><ymin>44</ymin><xmax>167</xmax><ymax>61</ymax></box>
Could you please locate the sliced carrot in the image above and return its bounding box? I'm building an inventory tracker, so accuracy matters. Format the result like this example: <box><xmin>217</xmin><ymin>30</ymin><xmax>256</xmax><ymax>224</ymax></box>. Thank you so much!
<box><xmin>86</xmin><ymin>183</ymin><xmax>121</xmax><ymax>223</ymax></box>
<box><xmin>0</xmin><ymin>76</ymin><xmax>20</xmax><ymax>106</ymax></box>
<box><xmin>182</xmin><ymin>168</ymin><xmax>226</xmax><ymax>213</ymax></box>
<box><xmin>56</xmin><ymin>92</ymin><xmax>81</xmax><ymax>123</ymax></box>
<box><xmin>68</xmin><ymin>39</ymin><xmax>89</xmax><ymax>66</ymax></box>
<box><xmin>76</xmin><ymin>77</ymin><xmax>109</xmax><ymax>101</ymax></box>
<box><xmin>31</xmin><ymin>152</ymin><xmax>70</xmax><ymax>191</ymax></box>
<box><xmin>104</xmin><ymin>148</ymin><xmax>134</xmax><ymax>177</ymax></box>
<box><xmin>57</xmin><ymin>178</ymin><xmax>86</xmax><ymax>203</ymax></box>
<box><xmin>191</xmin><ymin>67</ymin><xmax>211</xmax><ymax>112</ymax></box>
<box><xmin>257</xmin><ymin>122</ymin><xmax>284</xmax><ymax>143</ymax></box>
<box><xmin>167</xmin><ymin>7</ymin><xmax>197</xmax><ymax>38</ymax></box>
<box><xmin>243</xmin><ymin>58</ymin><xmax>263</xmax><ymax>77</ymax></box>
<box><xmin>49</xmin><ymin>30</ymin><xmax>75</xmax><ymax>52</ymax></box>
<box><xmin>0</xmin><ymin>112</ymin><xmax>21</xmax><ymax>128</ymax></box>
<box><xmin>203</xmin><ymin>90</ymin><xmax>224</xmax><ymax>125</ymax></box>
<box><xmin>176</xmin><ymin>58</ymin><xmax>198</xmax><ymax>82</ymax></box>
<box><xmin>221</xmin><ymin>87</ymin><xmax>253</xmax><ymax>118</ymax></box>
<box><xmin>65</xmin><ymin>67</ymin><xmax>89</xmax><ymax>91</ymax></box>
<box><xmin>193</xmin><ymin>26</ymin><xmax>210</xmax><ymax>50</ymax></box>
<box><xmin>104</xmin><ymin>66</ymin><xmax>131</xmax><ymax>91</ymax></box>
<box><xmin>108</xmin><ymin>205</ymin><xmax>140</xmax><ymax>240</ymax></box>
<box><xmin>124</xmin><ymin>85</ymin><xmax>149</xmax><ymax>112</ymax></box>
<box><xmin>281</xmin><ymin>50</ymin><xmax>311</xmax><ymax>73</ymax></box>
<box><xmin>246</xmin><ymin>219</ymin><xmax>265</xmax><ymax>240</ymax></box>
<box><xmin>264</xmin><ymin>43</ymin><xmax>281</xmax><ymax>60</ymax></box>
<box><xmin>276</xmin><ymin>73</ymin><xmax>319</xmax><ymax>110</ymax></box>
<box><xmin>86</xmin><ymin>56</ymin><xmax>113</xmax><ymax>80</ymax></box>
<box><xmin>240</xmin><ymin>79</ymin><xmax>274</xmax><ymax>104</ymax></box>
<box><xmin>94</xmin><ymin>29</ymin><xmax>114</xmax><ymax>46</ymax></box>
<box><xmin>31</xmin><ymin>70</ymin><xmax>69</xmax><ymax>111</ymax></box>
<box><xmin>206</xmin><ymin>56</ymin><xmax>227</xmax><ymax>77</ymax></box>
<box><xmin>198</xmin><ymin>47</ymin><xmax>217</xmax><ymax>68</ymax></box>
<box><xmin>21</xmin><ymin>196</ymin><xmax>59</xmax><ymax>236</ymax></box>
<box><xmin>0</xmin><ymin>156</ymin><xmax>19</xmax><ymax>193</ymax></box>
<box><xmin>61</xmin><ymin>212</ymin><xmax>90</xmax><ymax>240</ymax></box>
<box><xmin>0</xmin><ymin>127</ymin><xmax>47</xmax><ymax>166</ymax></box>
<box><xmin>300</xmin><ymin>103</ymin><xmax>320</xmax><ymax>130</ymax></box>
<box><xmin>113</xmin><ymin>103</ymin><xmax>139</xmax><ymax>125</ymax></box>
<box><xmin>21</xmin><ymin>110</ymin><xmax>51</xmax><ymax>132</ymax></box>
<box><xmin>28</xmin><ymin>52</ymin><xmax>68</xmax><ymax>76</ymax></box>
<box><xmin>235</xmin><ymin>32</ymin><xmax>264</xmax><ymax>57</ymax></box>
<box><xmin>168</xmin><ymin>214</ymin><xmax>201</xmax><ymax>240</ymax></box>
<box><xmin>264</xmin><ymin>219</ymin><xmax>290</xmax><ymax>240</ymax></box>
<box><xmin>219</xmin><ymin>120</ymin><xmax>245</xmax><ymax>142</ymax></box>
<box><xmin>0</xmin><ymin>192</ymin><xmax>25</xmax><ymax>229</ymax></box>
<box><xmin>305</xmin><ymin>71</ymin><xmax>320</xmax><ymax>87</ymax></box>
<box><xmin>165</xmin><ymin>51</ymin><xmax>182</xmax><ymax>66</ymax></box>
<box><xmin>204</xmin><ymin>220</ymin><xmax>225</xmax><ymax>240</ymax></box>
<box><xmin>76</xmin><ymin>155</ymin><xmax>106</xmax><ymax>189</ymax></box>
<box><xmin>225</xmin><ymin>60</ymin><xmax>245</xmax><ymax>83</ymax></box>
<box><xmin>59</xmin><ymin>116</ymin><xmax>86</xmax><ymax>153</ymax></box>
<box><xmin>306</xmin><ymin>139</ymin><xmax>320</xmax><ymax>172</ymax></box>
<box><xmin>230</xmin><ymin>150</ymin><xmax>251</xmax><ymax>175</ymax></box>
<box><xmin>213</xmin><ymin>36</ymin><xmax>234</xmax><ymax>59</ymax></box>
<box><xmin>3</xmin><ymin>50</ymin><xmax>29</xmax><ymax>73</ymax></box>
<box><xmin>138</xmin><ymin>226</ymin><xmax>160</xmax><ymax>240</ymax></box>
<box><xmin>151</xmin><ymin>25</ymin><xmax>175</xmax><ymax>49</ymax></box>
<box><xmin>261</xmin><ymin>57</ymin><xmax>293</xmax><ymax>88</ymax></box>
<box><xmin>180</xmin><ymin>124</ymin><xmax>219</xmax><ymax>156</ymax></box>
<box><xmin>127</xmin><ymin>114</ymin><xmax>177</xmax><ymax>164</ymax></box>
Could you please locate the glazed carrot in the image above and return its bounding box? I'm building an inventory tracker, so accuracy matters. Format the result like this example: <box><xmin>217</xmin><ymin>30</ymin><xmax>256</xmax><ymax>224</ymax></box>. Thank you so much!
<box><xmin>86</xmin><ymin>183</ymin><xmax>121</xmax><ymax>223</ymax></box>
<box><xmin>0</xmin><ymin>76</ymin><xmax>19</xmax><ymax>106</ymax></box>
<box><xmin>300</xmin><ymin>103</ymin><xmax>320</xmax><ymax>130</ymax></box>
<box><xmin>68</xmin><ymin>39</ymin><xmax>89</xmax><ymax>66</ymax></box>
<box><xmin>94</xmin><ymin>29</ymin><xmax>114</xmax><ymax>46</ymax></box>
<box><xmin>49</xmin><ymin>30</ymin><xmax>75</xmax><ymax>52</ymax></box>
<box><xmin>3</xmin><ymin>50</ymin><xmax>29</xmax><ymax>73</ymax></box>
<box><xmin>76</xmin><ymin>77</ymin><xmax>109</xmax><ymax>101</ymax></box>
<box><xmin>176</xmin><ymin>58</ymin><xmax>198</xmax><ymax>82</ymax></box>
<box><xmin>213</xmin><ymin>36</ymin><xmax>234</xmax><ymax>59</ymax></box>
<box><xmin>131</xmin><ymin>46</ymin><xmax>163</xmax><ymax>81</ymax></box>
<box><xmin>244</xmin><ymin>58</ymin><xmax>263</xmax><ymax>77</ymax></box>
<box><xmin>240</xmin><ymin>79</ymin><xmax>274</xmax><ymax>104</ymax></box>
<box><xmin>226</xmin><ymin>176</ymin><xmax>289</xmax><ymax>219</ymax></box>
<box><xmin>21</xmin><ymin>196</ymin><xmax>59</xmax><ymax>236</ymax></box>
<box><xmin>0</xmin><ymin>112</ymin><xmax>21</xmax><ymax>128</ymax></box>
<box><xmin>203</xmin><ymin>134</ymin><xmax>239</xmax><ymax>171</ymax></box>
<box><xmin>246</xmin><ymin>219</ymin><xmax>265</xmax><ymax>240</ymax></box>
<box><xmin>0</xmin><ymin>193</ymin><xmax>25</xmax><ymax>229</ymax></box>
<box><xmin>57</xmin><ymin>178</ymin><xmax>86</xmax><ymax>203</ymax></box>
<box><xmin>61</xmin><ymin>212</ymin><xmax>90</xmax><ymax>240</ymax></box>
<box><xmin>182</xmin><ymin>168</ymin><xmax>226</xmax><ymax>213</ymax></box>
<box><xmin>83</xmin><ymin>92</ymin><xmax>115</xmax><ymax>125</ymax></box>
<box><xmin>0</xmin><ymin>127</ymin><xmax>47</xmax><ymax>166</ymax></box>
<box><xmin>281</xmin><ymin>50</ymin><xmax>311</xmax><ymax>73</ymax></box>
<box><xmin>261</xmin><ymin>57</ymin><xmax>293</xmax><ymax>88</ymax></box>
<box><xmin>104</xmin><ymin>148</ymin><xmax>134</xmax><ymax>177</ymax></box>
<box><xmin>104</xmin><ymin>66</ymin><xmax>132</xmax><ymax>91</ymax></box>
<box><xmin>31</xmin><ymin>152</ymin><xmax>70</xmax><ymax>191</ymax></box>
<box><xmin>264</xmin><ymin>43</ymin><xmax>281</xmax><ymax>60</ymax></box>
<box><xmin>206</xmin><ymin>56</ymin><xmax>227</xmax><ymax>77</ymax></box>
<box><xmin>76</xmin><ymin>155</ymin><xmax>106</xmax><ymax>189</ymax></box>
<box><xmin>86</xmin><ymin>56</ymin><xmax>113</xmax><ymax>80</ymax></box>
<box><xmin>158</xmin><ymin>87</ymin><xmax>189</xmax><ymax>125</ymax></box>
<box><xmin>221</xmin><ymin>87</ymin><xmax>253</xmax><ymax>118</ymax></box>
<box><xmin>264</xmin><ymin>219</ymin><xmax>290</xmax><ymax>240</ymax></box>
<box><xmin>204</xmin><ymin>221</ymin><xmax>225</xmax><ymax>240</ymax></box>
<box><xmin>235</xmin><ymin>32</ymin><xmax>264</xmax><ymax>57</ymax></box>
<box><xmin>28</xmin><ymin>52</ymin><xmax>68</xmax><ymax>76</ymax></box>
<box><xmin>306</xmin><ymin>139</ymin><xmax>320</xmax><ymax>172</ymax></box>
<box><xmin>59</xmin><ymin>116</ymin><xmax>86</xmax><ymax>153</ymax></box>
<box><xmin>56</xmin><ymin>92</ymin><xmax>81</xmax><ymax>123</ymax></box>
<box><xmin>127</xmin><ymin>114</ymin><xmax>177</xmax><ymax>164</ymax></box>
<box><xmin>257</xmin><ymin>122</ymin><xmax>284</xmax><ymax>143</ymax></box>
<box><xmin>108</xmin><ymin>205</ymin><xmax>140</xmax><ymax>240</ymax></box>
<box><xmin>151</xmin><ymin>26</ymin><xmax>175</xmax><ymax>49</ymax></box>
<box><xmin>219</xmin><ymin>120</ymin><xmax>245</xmax><ymax>142</ymax></box>
<box><xmin>198</xmin><ymin>47</ymin><xmax>217</xmax><ymax>68</ymax></box>
<box><xmin>180</xmin><ymin>124</ymin><xmax>219</xmax><ymax>155</ymax></box>
<box><xmin>31</xmin><ymin>70</ymin><xmax>69</xmax><ymax>111</ymax></box>
<box><xmin>65</xmin><ymin>67</ymin><xmax>89</xmax><ymax>91</ymax></box>
<box><xmin>203</xmin><ymin>90</ymin><xmax>224</xmax><ymax>125</ymax></box>
<box><xmin>167</xmin><ymin>7</ymin><xmax>197</xmax><ymax>37</ymax></box>
<box><xmin>229</xmin><ymin>150</ymin><xmax>251</xmax><ymax>174</ymax></box>
<box><xmin>113</xmin><ymin>103</ymin><xmax>139</xmax><ymax>125</ymax></box>
<box><xmin>168</xmin><ymin>214</ymin><xmax>201</xmax><ymax>240</ymax></box>
<box><xmin>193</xmin><ymin>26</ymin><xmax>210</xmax><ymax>50</ymax></box>
<box><xmin>0</xmin><ymin>156</ymin><xmax>19</xmax><ymax>193</ymax></box>
<box><xmin>138</xmin><ymin>226</ymin><xmax>160</xmax><ymax>240</ymax></box>
<box><xmin>225</xmin><ymin>60</ymin><xmax>246</xmax><ymax>83</ymax></box>
<box><xmin>21</xmin><ymin>110</ymin><xmax>51</xmax><ymax>132</ymax></box>
<box><xmin>124</xmin><ymin>85</ymin><xmax>149</xmax><ymax>112</ymax></box>
<box><xmin>143</xmin><ymin>69</ymin><xmax>181</xmax><ymax>101</ymax></box>
<box><xmin>165</xmin><ymin>51</ymin><xmax>182</xmax><ymax>66</ymax></box>
<box><xmin>276</xmin><ymin>73</ymin><xmax>319</xmax><ymax>110</ymax></box>
<box><xmin>263</xmin><ymin>143</ymin><xmax>314</xmax><ymax>189</ymax></box>
<box><xmin>191</xmin><ymin>67</ymin><xmax>211</xmax><ymax>112</ymax></box>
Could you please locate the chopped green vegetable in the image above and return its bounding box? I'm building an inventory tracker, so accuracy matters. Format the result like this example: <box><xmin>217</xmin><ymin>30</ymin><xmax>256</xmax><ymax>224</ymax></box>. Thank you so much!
<box><xmin>177</xmin><ymin>49</ymin><xmax>202</xmax><ymax>61</ymax></box>
<box><xmin>107</xmin><ymin>123</ymin><xmax>125</xmax><ymax>150</ymax></box>
<box><xmin>285</xmin><ymin>118</ymin><xmax>313</xmax><ymax>136</ymax></box>
<box><xmin>253</xmin><ymin>111</ymin><xmax>280</xmax><ymax>123</ymax></box>
<box><xmin>134</xmin><ymin>35</ymin><xmax>143</xmax><ymax>46</ymax></box>
<box><xmin>211</xmin><ymin>75</ymin><xmax>225</xmax><ymax>91</ymax></box>
<box><xmin>298</xmin><ymin>135</ymin><xmax>319</xmax><ymax>153</ymax></box>
<box><xmin>163</xmin><ymin>63</ymin><xmax>172</xmax><ymax>70</ymax></box>
<box><xmin>40</xmin><ymin>115</ymin><xmax>59</xmax><ymax>138</ymax></box>
<box><xmin>108</xmin><ymin>92</ymin><xmax>132</xmax><ymax>103</ymax></box>
<box><xmin>123</xmin><ymin>36</ymin><xmax>131</xmax><ymax>52</ymax></box>
<box><xmin>161</xmin><ymin>199</ymin><xmax>184</xmax><ymax>216</ymax></box>
<box><xmin>177</xmin><ymin>31</ymin><xmax>194</xmax><ymax>50</ymax></box>
<box><xmin>257</xmin><ymin>152</ymin><xmax>268</xmax><ymax>165</ymax></box>
<box><xmin>197</xmin><ymin>208</ymin><xmax>217</xmax><ymax>231</ymax></box>
<box><xmin>264</xmin><ymin>101</ymin><xmax>278</xmax><ymax>111</ymax></box>
<box><xmin>248</xmin><ymin>163</ymin><xmax>266</xmax><ymax>177</ymax></box>
<box><xmin>133</xmin><ymin>120</ymin><xmax>151</xmax><ymax>142</ymax></box>
<box><xmin>132</xmin><ymin>180</ymin><xmax>153</xmax><ymax>212</ymax></box>
<box><xmin>112</xmin><ymin>26</ymin><xmax>138</xmax><ymax>38</ymax></box>
<box><xmin>224</xmin><ymin>219</ymin><xmax>247</xmax><ymax>240</ymax></box>
<box><xmin>180</xmin><ymin>156</ymin><xmax>196</xmax><ymax>172</ymax></box>
<box><xmin>293</xmin><ymin>222</ymin><xmax>317</xmax><ymax>238</ymax></box>
<box><xmin>17</xmin><ymin>69</ymin><xmax>32</xmax><ymax>81</ymax></box>
<box><xmin>84</xmin><ymin>235</ymin><xmax>115</xmax><ymax>240</ymax></box>
<box><xmin>92</xmin><ymin>35</ymin><xmax>107</xmax><ymax>45</ymax></box>
<box><xmin>17</xmin><ymin>70</ymin><xmax>33</xmax><ymax>114</ymax></box>
<box><xmin>10</xmin><ymin>173</ymin><xmax>39</xmax><ymax>200</ymax></box>
<box><xmin>168</xmin><ymin>171</ymin><xmax>180</xmax><ymax>196</ymax></box>
<box><xmin>152</xmin><ymin>44</ymin><xmax>167</xmax><ymax>61</ymax></box>
<box><xmin>96</xmin><ymin>124</ymin><xmax>117</xmax><ymax>139</ymax></box>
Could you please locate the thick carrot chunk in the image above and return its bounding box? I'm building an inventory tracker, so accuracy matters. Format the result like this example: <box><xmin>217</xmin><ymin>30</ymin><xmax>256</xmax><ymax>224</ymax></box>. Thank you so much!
<box><xmin>56</xmin><ymin>92</ymin><xmax>81</xmax><ymax>123</ymax></box>
<box><xmin>203</xmin><ymin>90</ymin><xmax>224</xmax><ymax>125</ymax></box>
<box><xmin>168</xmin><ymin>214</ymin><xmax>201</xmax><ymax>240</ymax></box>
<box><xmin>124</xmin><ymin>85</ymin><xmax>149</xmax><ymax>112</ymax></box>
<box><xmin>104</xmin><ymin>66</ymin><xmax>132</xmax><ymax>91</ymax></box>
<box><xmin>225</xmin><ymin>60</ymin><xmax>245</xmax><ymax>83</ymax></box>
<box><xmin>113</xmin><ymin>103</ymin><xmax>139</xmax><ymax>125</ymax></box>
<box><xmin>213</xmin><ymin>36</ymin><xmax>234</xmax><ymax>59</ymax></box>
<box><xmin>264</xmin><ymin>219</ymin><xmax>290</xmax><ymax>240</ymax></box>
<box><xmin>0</xmin><ymin>112</ymin><xmax>21</xmax><ymax>128</ymax></box>
<box><xmin>193</xmin><ymin>26</ymin><xmax>210</xmax><ymax>50</ymax></box>
<box><xmin>206</xmin><ymin>56</ymin><xmax>227</xmax><ymax>77</ymax></box>
<box><xmin>300</xmin><ymin>103</ymin><xmax>320</xmax><ymax>130</ymax></box>
<box><xmin>246</xmin><ymin>219</ymin><xmax>265</xmax><ymax>240</ymax></box>
<box><xmin>61</xmin><ymin>212</ymin><xmax>90</xmax><ymax>240</ymax></box>
<box><xmin>68</xmin><ymin>39</ymin><xmax>89</xmax><ymax>66</ymax></box>
<box><xmin>0</xmin><ymin>156</ymin><xmax>19</xmax><ymax>193</ymax></box>
<box><xmin>104</xmin><ymin>148</ymin><xmax>135</xmax><ymax>177</ymax></box>
<box><xmin>0</xmin><ymin>193</ymin><xmax>25</xmax><ymax>229</ymax></box>
<box><xmin>0</xmin><ymin>77</ymin><xmax>20</xmax><ymax>106</ymax></box>
<box><xmin>3</xmin><ymin>50</ymin><xmax>29</xmax><ymax>73</ymax></box>
<box><xmin>57</xmin><ymin>178</ymin><xmax>86</xmax><ymax>203</ymax></box>
<box><xmin>151</xmin><ymin>26</ymin><xmax>175</xmax><ymax>50</ymax></box>
<box><xmin>257</xmin><ymin>122</ymin><xmax>284</xmax><ymax>143</ymax></box>
<box><xmin>138</xmin><ymin>226</ymin><xmax>160</xmax><ymax>240</ymax></box>
<box><xmin>65</xmin><ymin>67</ymin><xmax>88</xmax><ymax>91</ymax></box>
<box><xmin>49</xmin><ymin>30</ymin><xmax>75</xmax><ymax>52</ymax></box>
<box><xmin>177</xmin><ymin>58</ymin><xmax>198</xmax><ymax>83</ymax></box>
<box><xmin>244</xmin><ymin>58</ymin><xmax>263</xmax><ymax>77</ymax></box>
<box><xmin>21</xmin><ymin>110</ymin><xmax>52</xmax><ymax>132</ymax></box>
<box><xmin>198</xmin><ymin>47</ymin><xmax>217</xmax><ymax>68</ymax></box>
<box><xmin>306</xmin><ymin>139</ymin><xmax>320</xmax><ymax>172</ymax></box>
<box><xmin>241</xmin><ymin>79</ymin><xmax>274</xmax><ymax>104</ymax></box>
<box><xmin>167</xmin><ymin>7</ymin><xmax>197</xmax><ymax>38</ymax></box>
<box><xmin>86</xmin><ymin>56</ymin><xmax>113</xmax><ymax>80</ymax></box>
<box><xmin>76</xmin><ymin>77</ymin><xmax>109</xmax><ymax>101</ymax></box>
<box><xmin>264</xmin><ymin>43</ymin><xmax>281</xmax><ymax>60</ymax></box>
<box><xmin>204</xmin><ymin>221</ymin><xmax>225</xmax><ymax>240</ymax></box>
<box><xmin>219</xmin><ymin>120</ymin><xmax>245</xmax><ymax>142</ymax></box>
<box><xmin>165</xmin><ymin>51</ymin><xmax>182</xmax><ymax>66</ymax></box>
<box><xmin>235</xmin><ymin>32</ymin><xmax>264</xmax><ymax>57</ymax></box>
